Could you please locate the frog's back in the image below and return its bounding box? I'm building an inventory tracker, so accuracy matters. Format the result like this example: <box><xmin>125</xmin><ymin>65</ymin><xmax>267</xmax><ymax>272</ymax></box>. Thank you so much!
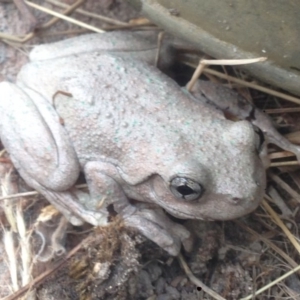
<box><xmin>17</xmin><ymin>52</ymin><xmax>226</xmax><ymax>175</ymax></box>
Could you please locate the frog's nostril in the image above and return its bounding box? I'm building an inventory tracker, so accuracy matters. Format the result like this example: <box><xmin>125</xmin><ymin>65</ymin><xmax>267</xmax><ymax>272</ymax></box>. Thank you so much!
<box><xmin>232</xmin><ymin>197</ymin><xmax>242</xmax><ymax>204</ymax></box>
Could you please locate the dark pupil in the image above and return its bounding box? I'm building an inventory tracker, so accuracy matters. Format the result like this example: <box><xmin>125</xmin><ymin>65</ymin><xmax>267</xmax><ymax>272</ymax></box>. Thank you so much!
<box><xmin>177</xmin><ymin>185</ymin><xmax>194</xmax><ymax>196</ymax></box>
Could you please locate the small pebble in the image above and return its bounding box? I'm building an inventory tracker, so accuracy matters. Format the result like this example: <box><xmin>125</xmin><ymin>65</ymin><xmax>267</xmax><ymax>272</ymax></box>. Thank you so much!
<box><xmin>155</xmin><ymin>277</ymin><xmax>166</xmax><ymax>294</ymax></box>
<box><xmin>165</xmin><ymin>285</ymin><xmax>180</xmax><ymax>299</ymax></box>
<box><xmin>147</xmin><ymin>263</ymin><xmax>163</xmax><ymax>282</ymax></box>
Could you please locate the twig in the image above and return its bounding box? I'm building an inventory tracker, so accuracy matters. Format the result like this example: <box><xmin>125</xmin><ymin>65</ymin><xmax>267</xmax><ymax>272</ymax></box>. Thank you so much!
<box><xmin>0</xmin><ymin>0</ymin><xmax>101</xmax><ymax>42</ymax></box>
<box><xmin>270</xmin><ymin>161</ymin><xmax>299</xmax><ymax>167</ymax></box>
<box><xmin>186</xmin><ymin>60</ymin><xmax>206</xmax><ymax>91</ymax></box>
<box><xmin>0</xmin><ymin>184</ymin><xmax>87</xmax><ymax>201</ymax></box>
<box><xmin>177</xmin><ymin>253</ymin><xmax>226</xmax><ymax>300</ymax></box>
<box><xmin>154</xmin><ymin>31</ymin><xmax>165</xmax><ymax>67</ymax></box>
<box><xmin>182</xmin><ymin>60</ymin><xmax>300</xmax><ymax>105</ymax></box>
<box><xmin>40</xmin><ymin>0</ymin><xmax>85</xmax><ymax>29</ymax></box>
<box><xmin>0</xmin><ymin>191</ymin><xmax>38</xmax><ymax>201</ymax></box>
<box><xmin>186</xmin><ymin>57</ymin><xmax>266</xmax><ymax>91</ymax></box>
<box><xmin>0</xmin><ymin>31</ymin><xmax>35</xmax><ymax>44</ymax></box>
<box><xmin>262</xmin><ymin>199</ymin><xmax>300</xmax><ymax>254</ymax></box>
<box><xmin>13</xmin><ymin>0</ymin><xmax>37</xmax><ymax>31</ymax></box>
<box><xmin>268</xmin><ymin>172</ymin><xmax>300</xmax><ymax>204</ymax></box>
<box><xmin>3</xmin><ymin>230</ymin><xmax>19</xmax><ymax>292</ymax></box>
<box><xmin>25</xmin><ymin>1</ymin><xmax>104</xmax><ymax>33</ymax></box>
<box><xmin>0</xmin><ymin>149</ymin><xmax>6</xmax><ymax>157</ymax></box>
<box><xmin>45</xmin><ymin>0</ymin><xmax>128</xmax><ymax>26</ymax></box>
<box><xmin>3</xmin><ymin>235</ymin><xmax>95</xmax><ymax>300</ymax></box>
<box><xmin>265</xmin><ymin>107</ymin><xmax>300</xmax><ymax>114</ymax></box>
<box><xmin>240</xmin><ymin>264</ymin><xmax>300</xmax><ymax>300</ymax></box>
<box><xmin>236</xmin><ymin>221</ymin><xmax>299</xmax><ymax>269</ymax></box>
<box><xmin>16</xmin><ymin>202</ymin><xmax>33</xmax><ymax>286</ymax></box>
<box><xmin>269</xmin><ymin>151</ymin><xmax>295</xmax><ymax>160</ymax></box>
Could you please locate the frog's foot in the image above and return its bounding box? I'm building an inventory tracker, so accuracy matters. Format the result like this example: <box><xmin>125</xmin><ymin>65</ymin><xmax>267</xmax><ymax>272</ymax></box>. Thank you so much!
<box><xmin>190</xmin><ymin>80</ymin><xmax>300</xmax><ymax>163</ymax></box>
<box><xmin>40</xmin><ymin>187</ymin><xmax>109</xmax><ymax>227</ymax></box>
<box><xmin>10</xmin><ymin>159</ymin><xmax>108</xmax><ymax>226</ymax></box>
<box><xmin>123</xmin><ymin>205</ymin><xmax>192</xmax><ymax>256</ymax></box>
<box><xmin>35</xmin><ymin>214</ymin><xmax>68</xmax><ymax>262</ymax></box>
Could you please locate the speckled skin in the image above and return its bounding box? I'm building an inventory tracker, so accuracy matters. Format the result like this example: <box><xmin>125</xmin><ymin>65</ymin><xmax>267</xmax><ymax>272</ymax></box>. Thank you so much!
<box><xmin>0</xmin><ymin>32</ymin><xmax>266</xmax><ymax>255</ymax></box>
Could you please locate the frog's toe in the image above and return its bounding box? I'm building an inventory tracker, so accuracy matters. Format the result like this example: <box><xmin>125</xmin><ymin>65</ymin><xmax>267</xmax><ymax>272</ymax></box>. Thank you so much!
<box><xmin>124</xmin><ymin>213</ymin><xmax>181</xmax><ymax>256</ymax></box>
<box><xmin>35</xmin><ymin>214</ymin><xmax>68</xmax><ymax>262</ymax></box>
<box><xmin>123</xmin><ymin>207</ymin><xmax>191</xmax><ymax>256</ymax></box>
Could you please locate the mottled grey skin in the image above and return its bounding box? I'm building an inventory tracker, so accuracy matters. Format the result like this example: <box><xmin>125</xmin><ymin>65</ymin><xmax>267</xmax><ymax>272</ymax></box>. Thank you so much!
<box><xmin>191</xmin><ymin>80</ymin><xmax>300</xmax><ymax>163</ymax></box>
<box><xmin>0</xmin><ymin>32</ymin><xmax>266</xmax><ymax>255</ymax></box>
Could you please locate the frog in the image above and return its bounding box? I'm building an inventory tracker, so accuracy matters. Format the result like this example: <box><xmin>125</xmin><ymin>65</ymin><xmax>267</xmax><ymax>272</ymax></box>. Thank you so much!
<box><xmin>0</xmin><ymin>31</ymin><xmax>293</xmax><ymax>258</ymax></box>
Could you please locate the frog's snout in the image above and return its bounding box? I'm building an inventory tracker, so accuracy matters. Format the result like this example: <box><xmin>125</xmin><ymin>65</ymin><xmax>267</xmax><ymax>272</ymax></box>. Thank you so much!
<box><xmin>231</xmin><ymin>197</ymin><xmax>242</xmax><ymax>205</ymax></box>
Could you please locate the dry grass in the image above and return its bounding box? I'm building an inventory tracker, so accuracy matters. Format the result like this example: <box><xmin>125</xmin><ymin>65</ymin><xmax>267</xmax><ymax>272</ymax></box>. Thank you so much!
<box><xmin>1</xmin><ymin>1</ymin><xmax>300</xmax><ymax>299</ymax></box>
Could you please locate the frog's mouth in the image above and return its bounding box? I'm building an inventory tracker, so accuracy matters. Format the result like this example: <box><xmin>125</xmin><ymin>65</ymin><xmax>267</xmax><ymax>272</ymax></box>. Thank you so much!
<box><xmin>150</xmin><ymin>175</ymin><xmax>265</xmax><ymax>221</ymax></box>
<box><xmin>162</xmin><ymin>194</ymin><xmax>262</xmax><ymax>221</ymax></box>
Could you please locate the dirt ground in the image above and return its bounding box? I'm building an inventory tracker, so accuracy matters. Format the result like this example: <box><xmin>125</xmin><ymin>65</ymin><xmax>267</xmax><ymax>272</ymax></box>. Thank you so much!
<box><xmin>1</xmin><ymin>1</ymin><xmax>300</xmax><ymax>300</ymax></box>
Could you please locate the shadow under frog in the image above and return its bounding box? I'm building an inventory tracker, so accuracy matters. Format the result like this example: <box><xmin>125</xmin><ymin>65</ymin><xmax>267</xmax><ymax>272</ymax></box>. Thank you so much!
<box><xmin>0</xmin><ymin>31</ymin><xmax>296</xmax><ymax>259</ymax></box>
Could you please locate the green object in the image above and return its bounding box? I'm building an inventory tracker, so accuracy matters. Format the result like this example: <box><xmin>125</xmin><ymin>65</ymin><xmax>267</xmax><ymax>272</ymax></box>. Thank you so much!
<box><xmin>129</xmin><ymin>0</ymin><xmax>300</xmax><ymax>97</ymax></box>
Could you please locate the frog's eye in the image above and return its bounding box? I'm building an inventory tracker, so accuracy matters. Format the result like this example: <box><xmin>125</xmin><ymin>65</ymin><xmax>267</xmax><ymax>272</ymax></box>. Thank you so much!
<box><xmin>170</xmin><ymin>177</ymin><xmax>203</xmax><ymax>201</ymax></box>
<box><xmin>252</xmin><ymin>125</ymin><xmax>265</xmax><ymax>152</ymax></box>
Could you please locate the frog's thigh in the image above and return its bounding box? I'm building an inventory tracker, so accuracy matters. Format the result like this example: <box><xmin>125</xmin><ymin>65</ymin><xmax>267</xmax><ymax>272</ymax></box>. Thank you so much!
<box><xmin>84</xmin><ymin>161</ymin><xmax>191</xmax><ymax>256</ymax></box>
<box><xmin>0</xmin><ymin>82</ymin><xmax>80</xmax><ymax>191</ymax></box>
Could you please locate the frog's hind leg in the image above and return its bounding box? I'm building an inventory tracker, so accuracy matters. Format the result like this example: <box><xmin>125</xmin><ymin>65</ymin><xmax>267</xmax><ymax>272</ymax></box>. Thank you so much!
<box><xmin>9</xmin><ymin>157</ymin><xmax>108</xmax><ymax>226</ymax></box>
<box><xmin>0</xmin><ymin>81</ymin><xmax>108</xmax><ymax>226</ymax></box>
<box><xmin>0</xmin><ymin>81</ymin><xmax>80</xmax><ymax>191</ymax></box>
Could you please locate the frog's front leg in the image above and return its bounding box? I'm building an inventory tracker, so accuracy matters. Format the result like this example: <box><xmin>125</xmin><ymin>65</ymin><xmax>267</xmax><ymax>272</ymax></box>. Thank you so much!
<box><xmin>0</xmin><ymin>82</ymin><xmax>107</xmax><ymax>225</ymax></box>
<box><xmin>190</xmin><ymin>80</ymin><xmax>300</xmax><ymax>162</ymax></box>
<box><xmin>84</xmin><ymin>161</ymin><xmax>191</xmax><ymax>256</ymax></box>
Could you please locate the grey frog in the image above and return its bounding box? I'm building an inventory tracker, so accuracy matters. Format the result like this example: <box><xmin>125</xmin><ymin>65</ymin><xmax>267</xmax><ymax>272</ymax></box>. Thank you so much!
<box><xmin>0</xmin><ymin>31</ymin><xmax>272</xmax><ymax>256</ymax></box>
